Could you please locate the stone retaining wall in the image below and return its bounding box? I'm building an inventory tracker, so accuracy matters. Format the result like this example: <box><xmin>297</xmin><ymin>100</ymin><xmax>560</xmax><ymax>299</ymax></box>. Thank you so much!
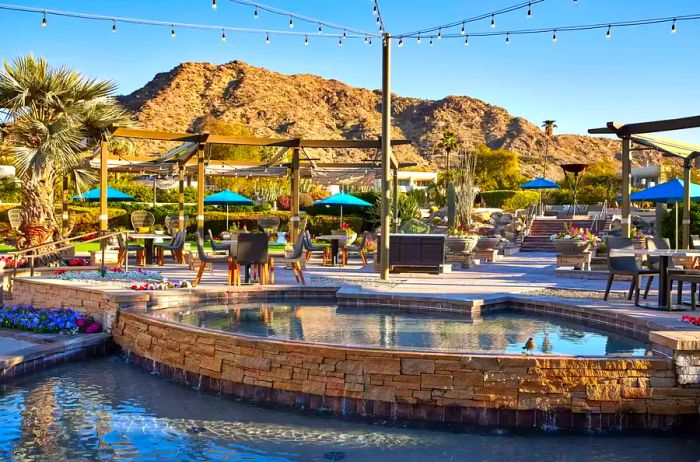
<box><xmin>113</xmin><ymin>310</ymin><xmax>700</xmax><ymax>431</ymax></box>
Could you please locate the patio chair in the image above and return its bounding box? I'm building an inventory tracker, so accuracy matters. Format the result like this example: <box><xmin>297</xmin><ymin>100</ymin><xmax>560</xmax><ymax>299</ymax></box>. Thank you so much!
<box><xmin>644</xmin><ymin>237</ymin><xmax>683</xmax><ymax>300</ymax></box>
<box><xmin>286</xmin><ymin>228</ymin><xmax>307</xmax><ymax>285</ymax></box>
<box><xmin>604</xmin><ymin>236</ymin><xmax>658</xmax><ymax>305</ymax></box>
<box><xmin>236</xmin><ymin>232</ymin><xmax>272</xmax><ymax>285</ymax></box>
<box><xmin>342</xmin><ymin>231</ymin><xmax>370</xmax><ymax>266</ymax></box>
<box><xmin>131</xmin><ymin>210</ymin><xmax>155</xmax><ymax>231</ymax></box>
<box><xmin>116</xmin><ymin>233</ymin><xmax>144</xmax><ymax>266</ymax></box>
<box><xmin>164</xmin><ymin>215</ymin><xmax>187</xmax><ymax>236</ymax></box>
<box><xmin>156</xmin><ymin>229</ymin><xmax>186</xmax><ymax>266</ymax></box>
<box><xmin>208</xmin><ymin>229</ymin><xmax>231</xmax><ymax>253</ymax></box>
<box><xmin>303</xmin><ymin>230</ymin><xmax>327</xmax><ymax>264</ymax></box>
<box><xmin>193</xmin><ymin>231</ymin><xmax>237</xmax><ymax>287</ymax></box>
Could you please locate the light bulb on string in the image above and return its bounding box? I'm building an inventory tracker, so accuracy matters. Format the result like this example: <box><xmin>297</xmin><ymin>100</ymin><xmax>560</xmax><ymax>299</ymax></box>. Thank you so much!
<box><xmin>254</xmin><ymin>6</ymin><xmax>258</xmax><ymax>18</ymax></box>
<box><xmin>338</xmin><ymin>37</ymin><xmax>343</xmax><ymax>47</ymax></box>
<box><xmin>266</xmin><ymin>32</ymin><xmax>270</xmax><ymax>44</ymax></box>
<box><xmin>221</xmin><ymin>29</ymin><xmax>226</xmax><ymax>42</ymax></box>
<box><xmin>417</xmin><ymin>35</ymin><xmax>421</xmax><ymax>44</ymax></box>
<box><xmin>171</xmin><ymin>25</ymin><xmax>176</xmax><ymax>38</ymax></box>
<box><xmin>212</xmin><ymin>0</ymin><xmax>217</xmax><ymax>10</ymax></box>
<box><xmin>372</xmin><ymin>4</ymin><xmax>377</xmax><ymax>15</ymax></box>
<box><xmin>491</xmin><ymin>14</ymin><xmax>495</xmax><ymax>28</ymax></box>
<box><xmin>368</xmin><ymin>37</ymin><xmax>372</xmax><ymax>46</ymax></box>
<box><xmin>437</xmin><ymin>28</ymin><xmax>442</xmax><ymax>40</ymax></box>
<box><xmin>364</xmin><ymin>35</ymin><xmax>368</xmax><ymax>44</ymax></box>
<box><xmin>42</xmin><ymin>11</ymin><xmax>46</xmax><ymax>27</ymax></box>
<box><xmin>398</xmin><ymin>37</ymin><xmax>403</xmax><ymax>47</ymax></box>
<box><xmin>552</xmin><ymin>30</ymin><xmax>557</xmax><ymax>43</ymax></box>
<box><xmin>505</xmin><ymin>32</ymin><xmax>510</xmax><ymax>44</ymax></box>
<box><xmin>461</xmin><ymin>22</ymin><xmax>465</xmax><ymax>35</ymax></box>
<box><xmin>343</xmin><ymin>29</ymin><xmax>347</xmax><ymax>39</ymax></box>
<box><xmin>527</xmin><ymin>3</ymin><xmax>532</xmax><ymax>18</ymax></box>
<box><xmin>606</xmin><ymin>25</ymin><xmax>611</xmax><ymax>39</ymax></box>
<box><xmin>112</xmin><ymin>19</ymin><xmax>117</xmax><ymax>33</ymax></box>
<box><xmin>305</xmin><ymin>35</ymin><xmax>309</xmax><ymax>46</ymax></box>
<box><xmin>318</xmin><ymin>24</ymin><xmax>322</xmax><ymax>34</ymax></box>
<box><xmin>289</xmin><ymin>17</ymin><xmax>294</xmax><ymax>28</ymax></box>
<box><xmin>429</xmin><ymin>36</ymin><xmax>433</xmax><ymax>47</ymax></box>
<box><xmin>464</xmin><ymin>35</ymin><xmax>469</xmax><ymax>46</ymax></box>
<box><xmin>672</xmin><ymin>19</ymin><xmax>677</xmax><ymax>34</ymax></box>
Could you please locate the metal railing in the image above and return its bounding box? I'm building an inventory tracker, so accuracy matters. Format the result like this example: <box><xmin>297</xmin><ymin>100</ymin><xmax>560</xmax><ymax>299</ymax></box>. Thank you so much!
<box><xmin>6</xmin><ymin>229</ymin><xmax>131</xmax><ymax>280</ymax></box>
<box><xmin>591</xmin><ymin>200</ymin><xmax>609</xmax><ymax>232</ymax></box>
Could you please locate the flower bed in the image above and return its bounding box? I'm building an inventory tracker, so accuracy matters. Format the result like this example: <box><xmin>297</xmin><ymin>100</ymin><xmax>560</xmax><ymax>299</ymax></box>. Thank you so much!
<box><xmin>130</xmin><ymin>279</ymin><xmax>192</xmax><ymax>291</ymax></box>
<box><xmin>66</xmin><ymin>257</ymin><xmax>90</xmax><ymax>267</ymax></box>
<box><xmin>0</xmin><ymin>255</ymin><xmax>28</xmax><ymax>269</ymax></box>
<box><xmin>0</xmin><ymin>304</ymin><xmax>102</xmax><ymax>334</ymax></box>
<box><xmin>681</xmin><ymin>315</ymin><xmax>700</xmax><ymax>327</ymax></box>
<box><xmin>51</xmin><ymin>267</ymin><xmax>163</xmax><ymax>283</ymax></box>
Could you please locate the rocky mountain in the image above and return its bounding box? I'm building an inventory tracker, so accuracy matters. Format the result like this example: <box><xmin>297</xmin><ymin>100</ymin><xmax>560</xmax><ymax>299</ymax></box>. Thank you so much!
<box><xmin>118</xmin><ymin>60</ymin><xmax>647</xmax><ymax>179</ymax></box>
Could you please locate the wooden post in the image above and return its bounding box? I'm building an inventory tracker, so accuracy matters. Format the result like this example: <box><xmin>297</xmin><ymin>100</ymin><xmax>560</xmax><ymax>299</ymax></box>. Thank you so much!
<box><xmin>290</xmin><ymin>147</ymin><xmax>300</xmax><ymax>244</ymax></box>
<box><xmin>61</xmin><ymin>175</ymin><xmax>69</xmax><ymax>237</ymax></box>
<box><xmin>99</xmin><ymin>140</ymin><xmax>108</xmax><ymax>233</ymax></box>
<box><xmin>392</xmin><ymin>166</ymin><xmax>399</xmax><ymax>232</ymax></box>
<box><xmin>683</xmin><ymin>159</ymin><xmax>692</xmax><ymax>249</ymax></box>
<box><xmin>621</xmin><ymin>136</ymin><xmax>631</xmax><ymax>238</ymax></box>
<box><xmin>380</xmin><ymin>33</ymin><xmax>392</xmax><ymax>280</ymax></box>
<box><xmin>178</xmin><ymin>162</ymin><xmax>186</xmax><ymax>232</ymax></box>
<box><xmin>197</xmin><ymin>143</ymin><xmax>205</xmax><ymax>237</ymax></box>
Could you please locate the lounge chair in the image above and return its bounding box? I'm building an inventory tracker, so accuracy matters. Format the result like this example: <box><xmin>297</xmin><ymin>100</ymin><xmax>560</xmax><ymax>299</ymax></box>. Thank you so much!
<box><xmin>342</xmin><ymin>231</ymin><xmax>370</xmax><ymax>266</ymax></box>
<box><xmin>116</xmin><ymin>233</ymin><xmax>144</xmax><ymax>266</ymax></box>
<box><xmin>193</xmin><ymin>231</ymin><xmax>237</xmax><ymax>286</ymax></box>
<box><xmin>604</xmin><ymin>236</ymin><xmax>657</xmax><ymax>305</ymax></box>
<box><xmin>156</xmin><ymin>229</ymin><xmax>186</xmax><ymax>265</ymax></box>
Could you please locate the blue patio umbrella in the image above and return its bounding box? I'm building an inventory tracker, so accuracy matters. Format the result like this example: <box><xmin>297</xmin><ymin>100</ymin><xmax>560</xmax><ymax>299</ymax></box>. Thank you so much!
<box><xmin>72</xmin><ymin>186</ymin><xmax>135</xmax><ymax>202</ymax></box>
<box><xmin>204</xmin><ymin>189</ymin><xmax>253</xmax><ymax>229</ymax></box>
<box><xmin>630</xmin><ymin>178</ymin><xmax>700</xmax><ymax>248</ymax></box>
<box><xmin>314</xmin><ymin>192</ymin><xmax>372</xmax><ymax>225</ymax></box>
<box><xmin>521</xmin><ymin>178</ymin><xmax>560</xmax><ymax>215</ymax></box>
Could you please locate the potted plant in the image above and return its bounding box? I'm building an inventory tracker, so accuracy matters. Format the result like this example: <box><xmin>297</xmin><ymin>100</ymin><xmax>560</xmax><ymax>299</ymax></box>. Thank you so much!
<box><xmin>632</xmin><ymin>227</ymin><xmax>646</xmax><ymax>250</ymax></box>
<box><xmin>446</xmin><ymin>226</ymin><xmax>479</xmax><ymax>253</ymax></box>
<box><xmin>550</xmin><ymin>223</ymin><xmax>600</xmax><ymax>255</ymax></box>
<box><xmin>444</xmin><ymin>148</ymin><xmax>480</xmax><ymax>255</ymax></box>
<box><xmin>476</xmin><ymin>227</ymin><xmax>502</xmax><ymax>251</ymax></box>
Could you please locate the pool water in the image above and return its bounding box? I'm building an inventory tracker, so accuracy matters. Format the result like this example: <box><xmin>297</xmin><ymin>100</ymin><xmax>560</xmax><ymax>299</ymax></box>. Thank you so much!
<box><xmin>0</xmin><ymin>358</ymin><xmax>698</xmax><ymax>461</ymax></box>
<box><xmin>156</xmin><ymin>302</ymin><xmax>651</xmax><ymax>357</ymax></box>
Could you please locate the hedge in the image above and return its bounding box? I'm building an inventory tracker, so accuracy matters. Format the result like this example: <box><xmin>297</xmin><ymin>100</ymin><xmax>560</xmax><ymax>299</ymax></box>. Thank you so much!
<box><xmin>479</xmin><ymin>190</ymin><xmax>539</xmax><ymax>210</ymax></box>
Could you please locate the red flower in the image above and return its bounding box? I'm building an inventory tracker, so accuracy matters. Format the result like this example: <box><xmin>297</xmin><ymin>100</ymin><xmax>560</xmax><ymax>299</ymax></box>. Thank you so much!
<box><xmin>76</xmin><ymin>318</ymin><xmax>86</xmax><ymax>328</ymax></box>
<box><xmin>341</xmin><ymin>222</ymin><xmax>349</xmax><ymax>230</ymax></box>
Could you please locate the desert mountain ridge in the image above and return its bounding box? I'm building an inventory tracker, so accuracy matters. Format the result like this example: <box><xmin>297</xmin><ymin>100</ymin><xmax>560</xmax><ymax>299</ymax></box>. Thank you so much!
<box><xmin>117</xmin><ymin>60</ymin><xmax>658</xmax><ymax>179</ymax></box>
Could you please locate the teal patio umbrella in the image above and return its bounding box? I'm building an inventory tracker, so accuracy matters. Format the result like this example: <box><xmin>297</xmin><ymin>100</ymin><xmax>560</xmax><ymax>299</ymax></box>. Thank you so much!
<box><xmin>521</xmin><ymin>178</ymin><xmax>560</xmax><ymax>215</ymax></box>
<box><xmin>72</xmin><ymin>186</ymin><xmax>135</xmax><ymax>202</ymax></box>
<box><xmin>314</xmin><ymin>192</ymin><xmax>372</xmax><ymax>226</ymax></box>
<box><xmin>204</xmin><ymin>189</ymin><xmax>253</xmax><ymax>229</ymax></box>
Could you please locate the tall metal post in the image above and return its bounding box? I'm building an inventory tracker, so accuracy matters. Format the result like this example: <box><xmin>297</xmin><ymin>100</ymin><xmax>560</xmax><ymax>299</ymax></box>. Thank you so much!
<box><xmin>290</xmin><ymin>147</ymin><xmax>301</xmax><ymax>244</ymax></box>
<box><xmin>178</xmin><ymin>162</ymin><xmax>186</xmax><ymax>231</ymax></box>
<box><xmin>392</xmin><ymin>167</ymin><xmax>399</xmax><ymax>232</ymax></box>
<box><xmin>621</xmin><ymin>136</ymin><xmax>631</xmax><ymax>238</ymax></box>
<box><xmin>99</xmin><ymin>140</ymin><xmax>108</xmax><ymax>233</ymax></box>
<box><xmin>683</xmin><ymin>159</ymin><xmax>692</xmax><ymax>249</ymax></box>
<box><xmin>380</xmin><ymin>33</ymin><xmax>392</xmax><ymax>280</ymax></box>
<box><xmin>197</xmin><ymin>143</ymin><xmax>206</xmax><ymax>237</ymax></box>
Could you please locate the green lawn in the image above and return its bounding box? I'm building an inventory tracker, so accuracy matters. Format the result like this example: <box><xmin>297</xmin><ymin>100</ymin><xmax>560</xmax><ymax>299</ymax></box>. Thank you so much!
<box><xmin>0</xmin><ymin>240</ymin><xmax>289</xmax><ymax>254</ymax></box>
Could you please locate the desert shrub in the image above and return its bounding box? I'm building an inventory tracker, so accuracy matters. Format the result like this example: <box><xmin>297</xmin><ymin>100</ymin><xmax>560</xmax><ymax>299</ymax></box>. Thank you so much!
<box><xmin>398</xmin><ymin>194</ymin><xmax>421</xmax><ymax>221</ymax></box>
<box><xmin>480</xmin><ymin>190</ymin><xmax>517</xmax><ymax>208</ymax></box>
<box><xmin>501</xmin><ymin>191</ymin><xmax>539</xmax><ymax>211</ymax></box>
<box><xmin>399</xmin><ymin>218</ymin><xmax>430</xmax><ymax>234</ymax></box>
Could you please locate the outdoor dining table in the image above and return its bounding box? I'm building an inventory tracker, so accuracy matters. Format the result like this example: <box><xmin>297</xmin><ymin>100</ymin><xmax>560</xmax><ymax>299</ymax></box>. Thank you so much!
<box><xmin>316</xmin><ymin>235</ymin><xmax>350</xmax><ymax>266</ymax></box>
<box><xmin>609</xmin><ymin>248</ymin><xmax>700</xmax><ymax>310</ymax></box>
<box><xmin>130</xmin><ymin>233</ymin><xmax>172</xmax><ymax>265</ymax></box>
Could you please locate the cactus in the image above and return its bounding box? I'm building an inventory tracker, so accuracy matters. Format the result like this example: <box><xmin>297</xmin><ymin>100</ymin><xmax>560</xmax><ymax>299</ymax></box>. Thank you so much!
<box><xmin>447</xmin><ymin>181</ymin><xmax>456</xmax><ymax>228</ymax></box>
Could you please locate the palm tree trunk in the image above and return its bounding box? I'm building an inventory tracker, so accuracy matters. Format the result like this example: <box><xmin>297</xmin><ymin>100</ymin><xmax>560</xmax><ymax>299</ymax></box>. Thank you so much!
<box><xmin>19</xmin><ymin>178</ymin><xmax>59</xmax><ymax>248</ymax></box>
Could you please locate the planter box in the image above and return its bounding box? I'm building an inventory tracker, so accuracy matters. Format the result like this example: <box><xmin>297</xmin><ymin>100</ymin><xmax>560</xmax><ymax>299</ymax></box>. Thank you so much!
<box><xmin>476</xmin><ymin>237</ymin><xmax>501</xmax><ymax>251</ymax></box>
<box><xmin>445</xmin><ymin>236</ymin><xmax>478</xmax><ymax>254</ymax></box>
<box><xmin>552</xmin><ymin>239</ymin><xmax>592</xmax><ymax>255</ymax></box>
<box><xmin>556</xmin><ymin>252</ymin><xmax>592</xmax><ymax>270</ymax></box>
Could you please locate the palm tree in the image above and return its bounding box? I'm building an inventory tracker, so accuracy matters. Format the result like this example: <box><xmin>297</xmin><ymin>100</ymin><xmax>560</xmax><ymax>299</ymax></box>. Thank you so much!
<box><xmin>541</xmin><ymin>120</ymin><xmax>557</xmax><ymax>177</ymax></box>
<box><xmin>437</xmin><ymin>130</ymin><xmax>459</xmax><ymax>186</ymax></box>
<box><xmin>0</xmin><ymin>55</ymin><xmax>130</xmax><ymax>248</ymax></box>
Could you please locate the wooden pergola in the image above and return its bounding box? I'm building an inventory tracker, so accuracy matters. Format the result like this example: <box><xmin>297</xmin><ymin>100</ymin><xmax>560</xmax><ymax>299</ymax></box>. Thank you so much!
<box><xmin>589</xmin><ymin>115</ymin><xmax>700</xmax><ymax>248</ymax></box>
<box><xmin>95</xmin><ymin>127</ymin><xmax>413</xmax><ymax>270</ymax></box>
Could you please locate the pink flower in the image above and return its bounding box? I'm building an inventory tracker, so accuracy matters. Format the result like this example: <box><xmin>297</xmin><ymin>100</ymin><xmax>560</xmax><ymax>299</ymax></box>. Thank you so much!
<box><xmin>85</xmin><ymin>322</ymin><xmax>102</xmax><ymax>334</ymax></box>
<box><xmin>76</xmin><ymin>318</ymin><xmax>86</xmax><ymax>327</ymax></box>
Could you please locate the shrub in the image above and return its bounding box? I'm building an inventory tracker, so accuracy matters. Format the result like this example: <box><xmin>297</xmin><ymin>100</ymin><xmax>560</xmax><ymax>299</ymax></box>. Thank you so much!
<box><xmin>398</xmin><ymin>218</ymin><xmax>430</xmax><ymax>234</ymax></box>
<box><xmin>501</xmin><ymin>191</ymin><xmax>539</xmax><ymax>211</ymax></box>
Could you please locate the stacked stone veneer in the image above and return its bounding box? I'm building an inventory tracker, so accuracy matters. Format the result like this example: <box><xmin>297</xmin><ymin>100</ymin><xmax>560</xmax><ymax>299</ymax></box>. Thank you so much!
<box><xmin>113</xmin><ymin>310</ymin><xmax>700</xmax><ymax>430</ymax></box>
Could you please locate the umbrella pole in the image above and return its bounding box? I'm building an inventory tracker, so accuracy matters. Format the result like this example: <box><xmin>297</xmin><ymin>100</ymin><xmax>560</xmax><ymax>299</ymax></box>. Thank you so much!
<box><xmin>340</xmin><ymin>206</ymin><xmax>344</xmax><ymax>228</ymax></box>
<box><xmin>676</xmin><ymin>202</ymin><xmax>679</xmax><ymax>249</ymax></box>
<box><xmin>226</xmin><ymin>204</ymin><xmax>229</xmax><ymax>231</ymax></box>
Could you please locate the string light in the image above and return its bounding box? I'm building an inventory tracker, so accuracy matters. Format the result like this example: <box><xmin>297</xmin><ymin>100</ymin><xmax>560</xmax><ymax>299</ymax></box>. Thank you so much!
<box><xmin>212</xmin><ymin>0</ymin><xmax>217</xmax><ymax>10</ymax></box>
<box><xmin>552</xmin><ymin>29</ymin><xmax>557</xmax><ymax>43</ymax></box>
<box><xmin>221</xmin><ymin>29</ymin><xmax>226</xmax><ymax>42</ymax></box>
<box><xmin>491</xmin><ymin>14</ymin><xmax>495</xmax><ymax>28</ymax></box>
<box><xmin>41</xmin><ymin>11</ymin><xmax>46</xmax><ymax>27</ymax></box>
<box><xmin>398</xmin><ymin>37</ymin><xmax>403</xmax><ymax>47</ymax></box>
<box><xmin>343</xmin><ymin>29</ymin><xmax>347</xmax><ymax>38</ymax></box>
<box><xmin>338</xmin><ymin>37</ymin><xmax>343</xmax><ymax>47</ymax></box>
<box><xmin>429</xmin><ymin>36</ymin><xmax>433</xmax><ymax>46</ymax></box>
<box><xmin>464</xmin><ymin>35</ymin><xmax>469</xmax><ymax>45</ymax></box>
<box><xmin>372</xmin><ymin>4</ymin><xmax>377</xmax><ymax>15</ymax></box>
<box><xmin>376</xmin><ymin>16</ymin><xmax>381</xmax><ymax>28</ymax></box>
<box><xmin>318</xmin><ymin>24</ymin><xmax>322</xmax><ymax>33</ymax></box>
<box><xmin>304</xmin><ymin>34</ymin><xmax>309</xmax><ymax>45</ymax></box>
<box><xmin>672</xmin><ymin>18</ymin><xmax>677</xmax><ymax>33</ymax></box>
<box><xmin>527</xmin><ymin>3</ymin><xmax>532</xmax><ymax>18</ymax></box>
<box><xmin>505</xmin><ymin>32</ymin><xmax>510</xmax><ymax>43</ymax></box>
<box><xmin>171</xmin><ymin>25</ymin><xmax>176</xmax><ymax>38</ymax></box>
<box><xmin>417</xmin><ymin>34</ymin><xmax>421</xmax><ymax>44</ymax></box>
<box><xmin>112</xmin><ymin>19</ymin><xmax>117</xmax><ymax>33</ymax></box>
<box><xmin>369</xmin><ymin>37</ymin><xmax>372</xmax><ymax>45</ymax></box>
<box><xmin>289</xmin><ymin>16</ymin><xmax>293</xmax><ymax>28</ymax></box>
<box><xmin>266</xmin><ymin>32</ymin><xmax>270</xmax><ymax>44</ymax></box>
<box><xmin>606</xmin><ymin>24</ymin><xmax>611</xmax><ymax>39</ymax></box>
<box><xmin>364</xmin><ymin>35</ymin><xmax>368</xmax><ymax>43</ymax></box>
<box><xmin>461</xmin><ymin>22</ymin><xmax>465</xmax><ymax>35</ymax></box>
<box><xmin>254</xmin><ymin>6</ymin><xmax>258</xmax><ymax>18</ymax></box>
<box><xmin>437</xmin><ymin>28</ymin><xmax>442</xmax><ymax>40</ymax></box>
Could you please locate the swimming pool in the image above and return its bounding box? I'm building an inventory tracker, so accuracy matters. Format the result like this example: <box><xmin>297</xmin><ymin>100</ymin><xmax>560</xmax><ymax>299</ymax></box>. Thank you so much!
<box><xmin>153</xmin><ymin>302</ymin><xmax>651</xmax><ymax>357</ymax></box>
<box><xmin>1</xmin><ymin>357</ymin><xmax>698</xmax><ymax>461</ymax></box>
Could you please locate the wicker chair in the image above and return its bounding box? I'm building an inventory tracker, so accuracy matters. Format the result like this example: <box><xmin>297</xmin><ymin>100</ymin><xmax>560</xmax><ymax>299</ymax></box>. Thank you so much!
<box><xmin>343</xmin><ymin>231</ymin><xmax>370</xmax><ymax>266</ymax></box>
<box><xmin>208</xmin><ymin>229</ymin><xmax>231</xmax><ymax>253</ymax></box>
<box><xmin>303</xmin><ymin>230</ymin><xmax>327</xmax><ymax>264</ymax></box>
<box><xmin>7</xmin><ymin>208</ymin><xmax>21</xmax><ymax>231</ymax></box>
<box><xmin>156</xmin><ymin>229</ymin><xmax>186</xmax><ymax>265</ymax></box>
<box><xmin>116</xmin><ymin>233</ymin><xmax>144</xmax><ymax>266</ymax></box>
<box><xmin>193</xmin><ymin>232</ymin><xmax>236</xmax><ymax>286</ymax></box>
<box><xmin>604</xmin><ymin>236</ymin><xmax>658</xmax><ymax>305</ymax></box>
<box><xmin>164</xmin><ymin>215</ymin><xmax>187</xmax><ymax>236</ymax></box>
<box><xmin>131</xmin><ymin>210</ymin><xmax>155</xmax><ymax>231</ymax></box>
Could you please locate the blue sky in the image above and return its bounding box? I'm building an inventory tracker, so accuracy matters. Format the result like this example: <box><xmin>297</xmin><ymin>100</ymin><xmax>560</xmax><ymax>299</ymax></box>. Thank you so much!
<box><xmin>1</xmin><ymin>0</ymin><xmax>700</xmax><ymax>142</ymax></box>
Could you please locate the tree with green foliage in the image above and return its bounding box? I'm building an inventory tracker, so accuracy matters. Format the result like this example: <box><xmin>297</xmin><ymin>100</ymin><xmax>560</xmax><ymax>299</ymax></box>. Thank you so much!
<box><xmin>473</xmin><ymin>144</ymin><xmax>525</xmax><ymax>191</ymax></box>
<box><xmin>0</xmin><ymin>55</ymin><xmax>130</xmax><ymax>247</ymax></box>
<box><xmin>201</xmin><ymin>117</ymin><xmax>275</xmax><ymax>162</ymax></box>
<box><xmin>541</xmin><ymin>120</ymin><xmax>557</xmax><ymax>177</ymax></box>
<box><xmin>437</xmin><ymin>130</ymin><xmax>459</xmax><ymax>184</ymax></box>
